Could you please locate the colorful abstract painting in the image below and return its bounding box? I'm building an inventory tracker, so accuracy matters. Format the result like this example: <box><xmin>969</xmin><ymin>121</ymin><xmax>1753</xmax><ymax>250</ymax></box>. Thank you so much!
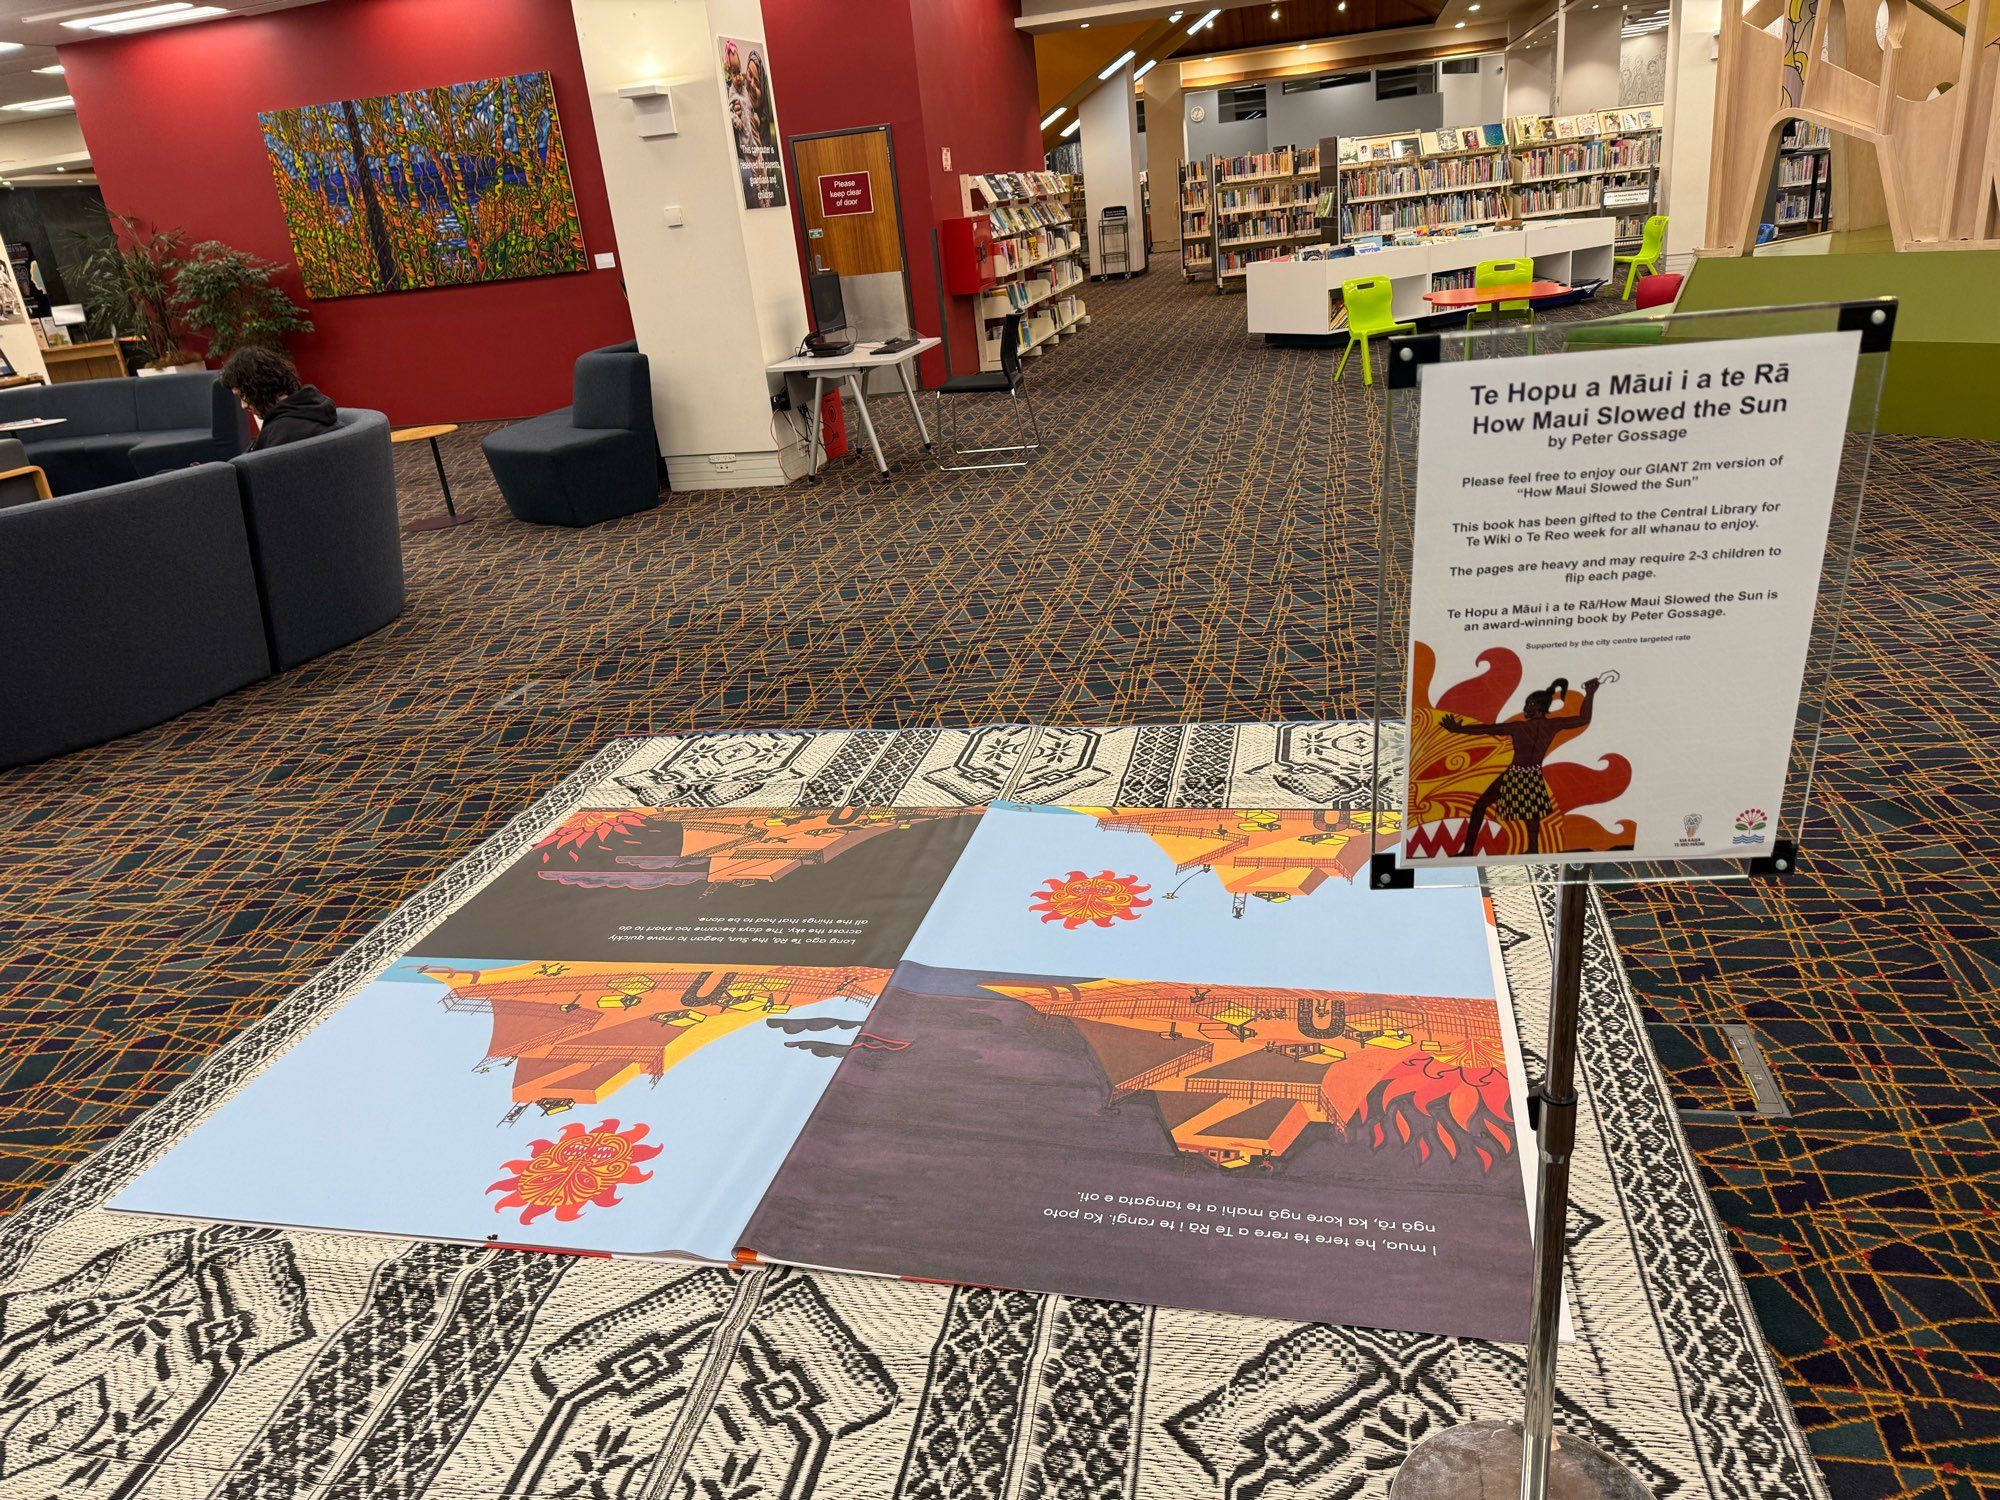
<box><xmin>260</xmin><ymin>71</ymin><xmax>587</xmax><ymax>299</ymax></box>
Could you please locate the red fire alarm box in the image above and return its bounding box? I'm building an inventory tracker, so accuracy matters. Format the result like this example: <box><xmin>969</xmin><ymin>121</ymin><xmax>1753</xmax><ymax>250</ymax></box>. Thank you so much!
<box><xmin>939</xmin><ymin>215</ymin><xmax>995</xmax><ymax>295</ymax></box>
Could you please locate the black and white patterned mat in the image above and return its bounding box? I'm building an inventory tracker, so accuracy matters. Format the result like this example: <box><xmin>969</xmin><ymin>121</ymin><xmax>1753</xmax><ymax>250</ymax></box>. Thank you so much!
<box><xmin>0</xmin><ymin>725</ymin><xmax>1825</xmax><ymax>1499</ymax></box>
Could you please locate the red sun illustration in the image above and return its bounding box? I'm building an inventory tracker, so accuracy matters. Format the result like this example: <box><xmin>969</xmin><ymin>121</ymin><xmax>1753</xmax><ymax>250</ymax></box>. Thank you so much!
<box><xmin>534</xmin><ymin>809</ymin><xmax>652</xmax><ymax>863</ymax></box>
<box><xmin>1030</xmin><ymin>870</ymin><xmax>1153</xmax><ymax>930</ymax></box>
<box><xmin>488</xmin><ymin>1119</ymin><xmax>662</xmax><ymax>1225</ymax></box>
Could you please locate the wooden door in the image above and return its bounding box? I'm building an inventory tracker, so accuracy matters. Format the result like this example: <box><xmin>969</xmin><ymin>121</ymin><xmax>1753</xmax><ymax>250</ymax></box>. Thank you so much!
<box><xmin>791</xmin><ymin>125</ymin><xmax>910</xmax><ymax>341</ymax></box>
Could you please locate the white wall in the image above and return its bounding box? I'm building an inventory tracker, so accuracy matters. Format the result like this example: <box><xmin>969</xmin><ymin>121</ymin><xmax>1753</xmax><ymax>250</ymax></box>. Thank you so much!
<box><xmin>1663</xmin><ymin>0</ymin><xmax>1721</xmax><ymax>260</ymax></box>
<box><xmin>1185</xmin><ymin>67</ymin><xmax>1508</xmax><ymax>162</ymax></box>
<box><xmin>1079</xmin><ymin>62</ymin><xmax>1145</xmax><ymax>275</ymax></box>
<box><xmin>569</xmin><ymin>0</ymin><xmax>808</xmax><ymax>489</ymax></box>
<box><xmin>1439</xmin><ymin>57</ymin><xmax>1507</xmax><ymax>126</ymax></box>
<box><xmin>1621</xmin><ymin>29</ymin><xmax>1670</xmax><ymax>104</ymax></box>
<box><xmin>0</xmin><ymin>114</ymin><xmax>89</xmax><ymax>175</ymax></box>
<box><xmin>1505</xmin><ymin>40</ymin><xmax>1557</xmax><ymax>115</ymax></box>
<box><xmin>1559</xmin><ymin>2</ymin><xmax>1623</xmax><ymax>111</ymax></box>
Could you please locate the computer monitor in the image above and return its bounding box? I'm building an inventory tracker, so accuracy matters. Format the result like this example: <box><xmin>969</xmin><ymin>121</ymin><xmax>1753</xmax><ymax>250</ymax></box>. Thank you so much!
<box><xmin>808</xmin><ymin>270</ymin><xmax>846</xmax><ymax>339</ymax></box>
<box><xmin>51</xmin><ymin>303</ymin><xmax>87</xmax><ymax>328</ymax></box>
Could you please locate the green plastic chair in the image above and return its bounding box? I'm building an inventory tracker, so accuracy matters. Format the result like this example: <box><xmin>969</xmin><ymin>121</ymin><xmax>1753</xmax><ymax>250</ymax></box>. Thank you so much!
<box><xmin>1470</xmin><ymin>257</ymin><xmax>1536</xmax><ymax>331</ymax></box>
<box><xmin>1614</xmin><ymin>215</ymin><xmax>1668</xmax><ymax>298</ymax></box>
<box><xmin>1335</xmin><ymin>276</ymin><xmax>1415</xmax><ymax>387</ymax></box>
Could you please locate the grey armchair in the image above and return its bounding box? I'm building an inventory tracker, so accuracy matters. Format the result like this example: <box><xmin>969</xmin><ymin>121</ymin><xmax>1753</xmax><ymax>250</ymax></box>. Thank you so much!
<box><xmin>481</xmin><ymin>344</ymin><xmax>664</xmax><ymax>526</ymax></box>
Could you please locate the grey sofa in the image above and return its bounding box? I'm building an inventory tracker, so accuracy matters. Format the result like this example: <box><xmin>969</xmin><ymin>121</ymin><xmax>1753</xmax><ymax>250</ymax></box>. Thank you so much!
<box><xmin>481</xmin><ymin>343</ymin><xmax>664</xmax><ymax>526</ymax></box>
<box><xmin>1</xmin><ymin>373</ymin><xmax>249</xmax><ymax>493</ymax></box>
<box><xmin>0</xmin><ymin>408</ymin><xmax>404</xmax><ymax>768</ymax></box>
<box><xmin>233</xmin><ymin>410</ymin><xmax>404</xmax><ymax>671</ymax></box>
<box><xmin>0</xmin><ymin>464</ymin><xmax>272</xmax><ymax>767</ymax></box>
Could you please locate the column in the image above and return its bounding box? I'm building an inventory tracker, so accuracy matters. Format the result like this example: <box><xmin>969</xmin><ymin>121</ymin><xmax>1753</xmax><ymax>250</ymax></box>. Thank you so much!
<box><xmin>1141</xmin><ymin>67</ymin><xmax>1185</xmax><ymax>254</ymax></box>
<box><xmin>1078</xmin><ymin>62</ymin><xmax>1146</xmax><ymax>277</ymax></box>
<box><xmin>569</xmin><ymin>0</ymin><xmax>809</xmax><ymax>489</ymax></box>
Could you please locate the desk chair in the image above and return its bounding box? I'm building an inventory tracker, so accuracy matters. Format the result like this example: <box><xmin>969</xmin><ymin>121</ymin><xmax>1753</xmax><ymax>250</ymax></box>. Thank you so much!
<box><xmin>1614</xmin><ymin>215</ymin><xmax>1668</xmax><ymax>298</ymax></box>
<box><xmin>0</xmin><ymin>437</ymin><xmax>49</xmax><ymax>510</ymax></box>
<box><xmin>934</xmin><ymin>312</ymin><xmax>1041</xmax><ymax>472</ymax></box>
<box><xmin>1335</xmin><ymin>276</ymin><xmax>1415</xmax><ymax>387</ymax></box>
<box><xmin>1471</xmin><ymin>257</ymin><xmax>1537</xmax><ymax>332</ymax></box>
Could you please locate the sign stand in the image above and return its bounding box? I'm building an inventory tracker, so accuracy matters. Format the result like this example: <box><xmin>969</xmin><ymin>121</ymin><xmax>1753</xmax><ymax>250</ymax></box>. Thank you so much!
<box><xmin>1367</xmin><ymin>299</ymin><xmax>1894</xmax><ymax>1500</ymax></box>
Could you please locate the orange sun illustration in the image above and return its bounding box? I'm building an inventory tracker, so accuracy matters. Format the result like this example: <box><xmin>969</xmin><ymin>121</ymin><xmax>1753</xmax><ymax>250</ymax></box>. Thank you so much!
<box><xmin>535</xmin><ymin>809</ymin><xmax>652</xmax><ymax>862</ymax></box>
<box><xmin>488</xmin><ymin>1118</ymin><xmax>661</xmax><ymax>1225</ymax></box>
<box><xmin>1030</xmin><ymin>870</ymin><xmax>1153</xmax><ymax>929</ymax></box>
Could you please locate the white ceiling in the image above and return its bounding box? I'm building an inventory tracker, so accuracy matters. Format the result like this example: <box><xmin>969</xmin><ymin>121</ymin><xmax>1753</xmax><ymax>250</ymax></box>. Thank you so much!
<box><xmin>0</xmin><ymin>0</ymin><xmax>324</xmax><ymax>116</ymax></box>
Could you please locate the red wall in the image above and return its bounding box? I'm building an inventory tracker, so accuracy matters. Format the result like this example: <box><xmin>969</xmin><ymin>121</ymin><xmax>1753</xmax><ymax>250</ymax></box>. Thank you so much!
<box><xmin>63</xmin><ymin>0</ymin><xmax>633</xmax><ymax>423</ymax></box>
<box><xmin>763</xmin><ymin>0</ymin><xmax>1043</xmax><ymax>384</ymax></box>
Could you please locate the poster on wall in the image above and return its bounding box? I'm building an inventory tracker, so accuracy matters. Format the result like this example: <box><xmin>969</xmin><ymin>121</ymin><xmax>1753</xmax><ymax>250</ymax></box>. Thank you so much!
<box><xmin>720</xmin><ymin>35</ymin><xmax>786</xmax><ymax>209</ymax></box>
<box><xmin>259</xmin><ymin>71</ymin><xmax>587</xmax><ymax>298</ymax></box>
<box><xmin>1399</xmin><ymin>330</ymin><xmax>1861</xmax><ymax>866</ymax></box>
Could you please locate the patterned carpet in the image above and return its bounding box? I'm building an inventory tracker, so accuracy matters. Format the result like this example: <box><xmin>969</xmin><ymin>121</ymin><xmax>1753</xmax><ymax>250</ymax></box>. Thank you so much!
<box><xmin>1</xmin><ymin>252</ymin><xmax>1995</xmax><ymax>1498</ymax></box>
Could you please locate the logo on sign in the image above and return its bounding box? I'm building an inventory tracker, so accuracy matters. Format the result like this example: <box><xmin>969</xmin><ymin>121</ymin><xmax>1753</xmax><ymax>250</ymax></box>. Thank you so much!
<box><xmin>817</xmin><ymin>171</ymin><xmax>874</xmax><ymax>218</ymax></box>
<box><xmin>1732</xmin><ymin>808</ymin><xmax>1768</xmax><ymax>845</ymax></box>
<box><xmin>1676</xmin><ymin>812</ymin><xmax>1704</xmax><ymax>848</ymax></box>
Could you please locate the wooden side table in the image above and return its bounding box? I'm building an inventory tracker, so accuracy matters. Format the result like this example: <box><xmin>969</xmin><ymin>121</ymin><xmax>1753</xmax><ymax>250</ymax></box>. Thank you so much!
<box><xmin>391</xmin><ymin>424</ymin><xmax>473</xmax><ymax>533</ymax></box>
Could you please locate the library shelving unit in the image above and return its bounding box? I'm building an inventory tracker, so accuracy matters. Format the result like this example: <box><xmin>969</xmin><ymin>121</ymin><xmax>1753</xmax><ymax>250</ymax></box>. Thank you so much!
<box><xmin>1179</xmin><ymin>157</ymin><xmax>1213</xmax><ymax>280</ymax></box>
<box><xmin>1209</xmin><ymin>144</ymin><xmax>1326</xmax><ymax>291</ymax></box>
<box><xmin>939</xmin><ymin>170</ymin><xmax>1090</xmax><ymax>373</ymax></box>
<box><xmin>1508</xmin><ymin>105</ymin><xmax>1664</xmax><ymax>248</ymax></box>
<box><xmin>1060</xmin><ymin>173</ymin><xmax>1091</xmax><ymax>267</ymax></box>
<box><xmin>1336</xmin><ymin>123</ymin><xmax>1513</xmax><ymax>241</ymax></box>
<box><xmin>1773</xmin><ymin>121</ymin><xmax>1832</xmax><ymax>235</ymax></box>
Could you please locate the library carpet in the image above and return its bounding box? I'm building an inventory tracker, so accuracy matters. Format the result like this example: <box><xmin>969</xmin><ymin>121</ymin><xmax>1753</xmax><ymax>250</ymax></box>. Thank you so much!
<box><xmin>0</xmin><ymin>253</ymin><xmax>1996</xmax><ymax>1499</ymax></box>
<box><xmin>0</xmin><ymin>725</ymin><xmax>1816</xmax><ymax>1499</ymax></box>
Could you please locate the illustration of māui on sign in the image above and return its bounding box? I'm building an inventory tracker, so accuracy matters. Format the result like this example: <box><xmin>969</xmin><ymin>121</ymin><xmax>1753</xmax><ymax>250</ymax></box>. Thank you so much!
<box><xmin>1407</xmin><ymin>646</ymin><xmax>1635</xmax><ymax>860</ymax></box>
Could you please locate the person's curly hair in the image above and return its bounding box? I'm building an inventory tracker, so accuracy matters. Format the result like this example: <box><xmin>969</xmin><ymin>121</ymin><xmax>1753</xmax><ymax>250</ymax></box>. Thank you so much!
<box><xmin>218</xmin><ymin>346</ymin><xmax>302</xmax><ymax>419</ymax></box>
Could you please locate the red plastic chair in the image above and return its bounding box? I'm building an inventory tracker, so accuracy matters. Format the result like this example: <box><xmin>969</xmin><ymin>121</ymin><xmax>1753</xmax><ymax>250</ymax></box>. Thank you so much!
<box><xmin>1635</xmin><ymin>272</ymin><xmax>1683</xmax><ymax>310</ymax></box>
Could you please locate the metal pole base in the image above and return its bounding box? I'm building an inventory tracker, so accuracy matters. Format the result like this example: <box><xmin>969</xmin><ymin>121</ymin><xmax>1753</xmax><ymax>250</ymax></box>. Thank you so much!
<box><xmin>1391</xmin><ymin>1421</ymin><xmax>1651</xmax><ymax>1499</ymax></box>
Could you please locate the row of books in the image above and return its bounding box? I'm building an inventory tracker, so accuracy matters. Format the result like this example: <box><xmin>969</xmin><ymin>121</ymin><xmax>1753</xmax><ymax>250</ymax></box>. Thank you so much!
<box><xmin>1515</xmin><ymin>180</ymin><xmax>1604</xmax><ymax>216</ymax></box>
<box><xmin>1218</xmin><ymin>242</ymin><xmax>1299</xmax><ymax>275</ymax></box>
<box><xmin>1778</xmin><ymin>157</ymin><xmax>1823</xmax><ymax>189</ymax></box>
<box><xmin>978</xmin><ymin>264</ymin><xmax>1085</xmax><ymax>322</ymax></box>
<box><xmin>1217</xmin><ymin>209</ymin><xmax>1321</xmax><ymax>246</ymax></box>
<box><xmin>967</xmin><ymin>170</ymin><xmax>1066</xmax><ymax>205</ymax></box>
<box><xmin>1215</xmin><ymin>145</ymin><xmax>1321</xmax><ymax>182</ymax></box>
<box><xmin>1339</xmin><ymin>188</ymin><xmax>1505</xmax><ymax>236</ymax></box>
<box><xmin>984</xmin><ymin>198</ymin><xmax>1071</xmax><ymax>238</ymax></box>
<box><xmin>1514</xmin><ymin>136</ymin><xmax>1661</xmax><ymax>179</ymax></box>
<box><xmin>987</xmin><ymin>224</ymin><xmax>1078</xmax><ymax>279</ymax></box>
<box><xmin>1511</xmin><ymin>105</ymin><xmax>1663</xmax><ymax>143</ymax></box>
<box><xmin>1216</xmin><ymin>183</ymin><xmax>1316</xmax><ymax>214</ymax></box>
<box><xmin>1782</xmin><ymin>122</ymin><xmax>1832</xmax><ymax>151</ymax></box>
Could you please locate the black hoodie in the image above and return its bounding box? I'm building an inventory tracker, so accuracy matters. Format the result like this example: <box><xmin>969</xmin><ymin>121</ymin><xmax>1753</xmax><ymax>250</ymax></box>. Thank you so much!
<box><xmin>250</xmin><ymin>386</ymin><xmax>338</xmax><ymax>451</ymax></box>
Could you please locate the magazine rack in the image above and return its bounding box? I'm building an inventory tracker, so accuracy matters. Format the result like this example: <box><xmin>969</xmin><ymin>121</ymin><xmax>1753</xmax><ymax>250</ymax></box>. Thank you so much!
<box><xmin>1368</xmin><ymin>300</ymin><xmax>1892</xmax><ymax>1499</ymax></box>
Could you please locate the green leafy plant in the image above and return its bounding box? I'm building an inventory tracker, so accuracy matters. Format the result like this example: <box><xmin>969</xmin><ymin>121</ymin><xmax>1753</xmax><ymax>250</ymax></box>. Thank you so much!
<box><xmin>173</xmin><ymin>241</ymin><xmax>313</xmax><ymax>360</ymax></box>
<box><xmin>67</xmin><ymin>214</ymin><xmax>198</xmax><ymax>367</ymax></box>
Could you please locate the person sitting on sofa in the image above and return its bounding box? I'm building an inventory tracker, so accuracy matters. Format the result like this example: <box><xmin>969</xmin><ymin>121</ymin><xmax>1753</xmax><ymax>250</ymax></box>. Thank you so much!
<box><xmin>220</xmin><ymin>347</ymin><xmax>337</xmax><ymax>451</ymax></box>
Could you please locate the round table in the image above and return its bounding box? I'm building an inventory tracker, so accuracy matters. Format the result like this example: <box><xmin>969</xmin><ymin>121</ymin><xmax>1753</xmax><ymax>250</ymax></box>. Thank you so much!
<box><xmin>391</xmin><ymin>423</ymin><xmax>473</xmax><ymax>534</ymax></box>
<box><xmin>1423</xmin><ymin>281</ymin><xmax>1571</xmax><ymax>310</ymax></box>
<box><xmin>0</xmin><ymin>416</ymin><xmax>67</xmax><ymax>434</ymax></box>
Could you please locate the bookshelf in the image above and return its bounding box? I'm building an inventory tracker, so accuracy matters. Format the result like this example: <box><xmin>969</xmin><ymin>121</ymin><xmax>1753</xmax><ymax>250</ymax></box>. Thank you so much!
<box><xmin>1508</xmin><ymin>106</ymin><xmax>1664</xmax><ymax>247</ymax></box>
<box><xmin>1208</xmin><ymin>145</ymin><xmax>1327</xmax><ymax>290</ymax></box>
<box><xmin>1060</xmin><ymin>173</ymin><xmax>1090</xmax><ymax>266</ymax></box>
<box><xmin>1774</xmin><ymin>121</ymin><xmax>1832</xmax><ymax>235</ymax></box>
<box><xmin>941</xmin><ymin>170</ymin><xmax>1090</xmax><ymax>373</ymax></box>
<box><xmin>1336</xmin><ymin>124</ymin><xmax>1513</xmax><ymax>238</ymax></box>
<box><xmin>1179</xmin><ymin>157</ymin><xmax>1213</xmax><ymax>280</ymax></box>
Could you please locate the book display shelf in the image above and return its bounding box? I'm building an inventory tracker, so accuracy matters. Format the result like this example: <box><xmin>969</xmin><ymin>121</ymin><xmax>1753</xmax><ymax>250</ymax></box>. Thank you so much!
<box><xmin>1060</xmin><ymin>172</ymin><xmax>1091</xmax><ymax>267</ymax></box>
<box><xmin>1205</xmin><ymin>144</ymin><xmax>1327</xmax><ymax>290</ymax></box>
<box><xmin>1508</xmin><ymin>105</ymin><xmax>1663</xmax><ymax>246</ymax></box>
<box><xmin>940</xmin><ymin>170</ymin><xmax>1091</xmax><ymax>373</ymax></box>
<box><xmin>1774</xmin><ymin>121</ymin><xmax>1833</xmax><ymax>234</ymax></box>
<box><xmin>1337</xmin><ymin>123</ymin><xmax>1513</xmax><ymax>238</ymax></box>
<box><xmin>1180</xmin><ymin>157</ymin><xmax>1213</xmax><ymax>279</ymax></box>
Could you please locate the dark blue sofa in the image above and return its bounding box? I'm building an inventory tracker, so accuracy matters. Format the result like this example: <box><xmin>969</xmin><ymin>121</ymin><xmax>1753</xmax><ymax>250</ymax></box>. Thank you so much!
<box><xmin>0</xmin><ymin>464</ymin><xmax>272</xmax><ymax>767</ymax></box>
<box><xmin>481</xmin><ymin>343</ymin><xmax>663</xmax><ymax>526</ymax></box>
<box><xmin>1</xmin><ymin>373</ymin><xmax>248</xmax><ymax>493</ymax></box>
<box><xmin>1</xmin><ymin>408</ymin><xmax>404</xmax><ymax>768</ymax></box>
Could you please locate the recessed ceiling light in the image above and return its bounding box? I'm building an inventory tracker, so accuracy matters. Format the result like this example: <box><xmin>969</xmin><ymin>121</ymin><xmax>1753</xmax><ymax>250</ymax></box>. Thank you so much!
<box><xmin>34</xmin><ymin>63</ymin><xmax>65</xmax><ymax>73</ymax></box>
<box><xmin>1271</xmin><ymin>6</ymin><xmax>1281</xmax><ymax>17</ymax></box>
<box><xmin>1098</xmin><ymin>49</ymin><xmax>1137</xmax><ymax>78</ymax></box>
<box><xmin>2</xmin><ymin>94</ymin><xmax>76</xmax><ymax>113</ymax></box>
<box><xmin>1061</xmin><ymin>117</ymin><xmax>1082</xmax><ymax>137</ymax></box>
<box><xmin>1298</xmin><ymin>41</ymin><xmax>1308</xmax><ymax>48</ymax></box>
<box><xmin>1081</xmin><ymin>20</ymin><xmax>1090</xmax><ymax>26</ymax></box>
<box><xmin>1468</xmin><ymin>4</ymin><xmax>1481</xmax><ymax>10</ymax></box>
<box><xmin>0</xmin><ymin>42</ymin><xmax>22</xmax><ymax>54</ymax></box>
<box><xmin>1041</xmin><ymin>106</ymin><xmax>1067</xmax><ymax>128</ymax></box>
<box><xmin>1134</xmin><ymin>56</ymin><xmax>1159</xmax><ymax>79</ymax></box>
<box><xmin>1189</xmin><ymin>8</ymin><xmax>1221</xmax><ymax>33</ymax></box>
<box><xmin>1455</xmin><ymin>20</ymin><xmax>1466</xmax><ymax>26</ymax></box>
<box><xmin>1169</xmin><ymin>8</ymin><xmax>1183</xmax><ymax>18</ymax></box>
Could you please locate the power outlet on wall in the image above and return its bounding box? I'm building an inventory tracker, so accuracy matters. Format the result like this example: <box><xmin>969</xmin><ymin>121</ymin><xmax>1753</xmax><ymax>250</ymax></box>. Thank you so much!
<box><xmin>770</xmin><ymin>388</ymin><xmax>792</xmax><ymax>412</ymax></box>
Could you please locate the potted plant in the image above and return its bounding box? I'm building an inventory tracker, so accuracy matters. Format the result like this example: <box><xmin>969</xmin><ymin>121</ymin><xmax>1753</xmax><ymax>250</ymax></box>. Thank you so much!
<box><xmin>174</xmin><ymin>241</ymin><xmax>313</xmax><ymax>363</ymax></box>
<box><xmin>68</xmin><ymin>215</ymin><xmax>204</xmax><ymax>372</ymax></box>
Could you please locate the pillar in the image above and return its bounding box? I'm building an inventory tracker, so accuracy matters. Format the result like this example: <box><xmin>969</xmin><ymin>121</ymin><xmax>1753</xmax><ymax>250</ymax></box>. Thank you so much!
<box><xmin>1142</xmin><ymin>66</ymin><xmax>1184</xmax><ymax>253</ymax></box>
<box><xmin>569</xmin><ymin>0</ymin><xmax>808</xmax><ymax>488</ymax></box>
<box><xmin>1078</xmin><ymin>61</ymin><xmax>1146</xmax><ymax>276</ymax></box>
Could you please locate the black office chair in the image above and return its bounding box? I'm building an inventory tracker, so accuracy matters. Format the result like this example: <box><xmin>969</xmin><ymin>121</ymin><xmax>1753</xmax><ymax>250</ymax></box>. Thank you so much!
<box><xmin>933</xmin><ymin>313</ymin><xmax>1042</xmax><ymax>472</ymax></box>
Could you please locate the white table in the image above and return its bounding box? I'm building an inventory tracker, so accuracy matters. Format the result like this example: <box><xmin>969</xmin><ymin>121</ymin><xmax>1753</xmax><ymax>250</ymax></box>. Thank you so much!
<box><xmin>767</xmin><ymin>337</ymin><xmax>941</xmax><ymax>480</ymax></box>
<box><xmin>0</xmin><ymin>416</ymin><xmax>66</xmax><ymax>434</ymax></box>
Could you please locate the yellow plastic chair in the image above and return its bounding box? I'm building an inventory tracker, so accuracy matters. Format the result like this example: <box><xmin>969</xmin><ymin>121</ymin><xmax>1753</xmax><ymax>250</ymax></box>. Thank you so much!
<box><xmin>1335</xmin><ymin>276</ymin><xmax>1416</xmax><ymax>387</ymax></box>
<box><xmin>1470</xmin><ymin>256</ymin><xmax>1536</xmax><ymax>331</ymax></box>
<box><xmin>1614</xmin><ymin>215</ymin><xmax>1668</xmax><ymax>298</ymax></box>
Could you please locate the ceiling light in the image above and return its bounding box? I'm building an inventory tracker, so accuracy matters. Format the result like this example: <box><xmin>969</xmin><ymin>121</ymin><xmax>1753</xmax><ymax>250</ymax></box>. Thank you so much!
<box><xmin>0</xmin><ymin>42</ymin><xmax>21</xmax><ymax>54</ymax></box>
<box><xmin>1271</xmin><ymin>6</ymin><xmax>1281</xmax><ymax>17</ymax></box>
<box><xmin>1190</xmin><ymin>8</ymin><xmax>1221</xmax><ymax>33</ymax></box>
<box><xmin>1081</xmin><ymin>19</ymin><xmax>1090</xmax><ymax>25</ymax></box>
<box><xmin>34</xmin><ymin>63</ymin><xmax>65</xmax><ymax>73</ymax></box>
<box><xmin>1455</xmin><ymin>19</ymin><xmax>1465</xmax><ymax>24</ymax></box>
<box><xmin>1298</xmin><ymin>41</ymin><xmax>1308</xmax><ymax>48</ymax></box>
<box><xmin>1098</xmin><ymin>49</ymin><xmax>1137</xmax><ymax>79</ymax></box>
<box><xmin>1468</xmin><ymin>4</ymin><xmax>1481</xmax><ymax>10</ymax></box>
<box><xmin>1169</xmin><ymin>8</ymin><xmax>1184</xmax><ymax>17</ymax></box>
<box><xmin>1134</xmin><ymin>57</ymin><xmax>1159</xmax><ymax>79</ymax></box>
<box><xmin>63</xmin><ymin>3</ymin><xmax>228</xmax><ymax>32</ymax></box>
<box><xmin>1061</xmin><ymin>117</ymin><xmax>1082</xmax><ymax>137</ymax></box>
<box><xmin>1041</xmin><ymin>106</ymin><xmax>1067</xmax><ymax>128</ymax></box>
<box><xmin>2</xmin><ymin>94</ymin><xmax>76</xmax><ymax>113</ymax></box>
